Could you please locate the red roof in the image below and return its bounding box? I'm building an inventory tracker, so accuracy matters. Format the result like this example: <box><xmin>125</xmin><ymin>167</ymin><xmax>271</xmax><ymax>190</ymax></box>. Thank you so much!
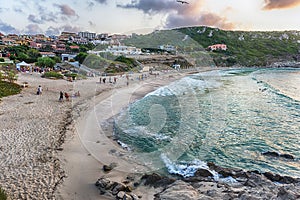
<box><xmin>69</xmin><ymin>45</ymin><xmax>79</xmax><ymax>49</ymax></box>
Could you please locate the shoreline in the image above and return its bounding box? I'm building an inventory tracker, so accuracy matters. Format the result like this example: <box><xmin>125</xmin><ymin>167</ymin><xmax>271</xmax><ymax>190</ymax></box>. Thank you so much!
<box><xmin>55</xmin><ymin>68</ymin><xmax>204</xmax><ymax>199</ymax></box>
<box><xmin>1</xmin><ymin>67</ymin><xmax>300</xmax><ymax>199</ymax></box>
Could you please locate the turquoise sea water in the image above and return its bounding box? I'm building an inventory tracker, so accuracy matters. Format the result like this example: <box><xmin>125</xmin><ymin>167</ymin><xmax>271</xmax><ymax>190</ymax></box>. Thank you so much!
<box><xmin>114</xmin><ymin>68</ymin><xmax>300</xmax><ymax>178</ymax></box>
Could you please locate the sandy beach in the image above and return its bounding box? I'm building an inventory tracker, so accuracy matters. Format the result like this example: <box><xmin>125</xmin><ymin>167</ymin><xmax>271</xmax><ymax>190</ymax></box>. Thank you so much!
<box><xmin>0</xmin><ymin>68</ymin><xmax>196</xmax><ymax>199</ymax></box>
<box><xmin>0</xmin><ymin>72</ymin><xmax>73</xmax><ymax>199</ymax></box>
<box><xmin>1</xmin><ymin>67</ymin><xmax>300</xmax><ymax>200</ymax></box>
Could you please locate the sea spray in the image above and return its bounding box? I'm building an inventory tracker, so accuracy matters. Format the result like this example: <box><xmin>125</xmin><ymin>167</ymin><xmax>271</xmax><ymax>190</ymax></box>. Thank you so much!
<box><xmin>160</xmin><ymin>154</ymin><xmax>237</xmax><ymax>184</ymax></box>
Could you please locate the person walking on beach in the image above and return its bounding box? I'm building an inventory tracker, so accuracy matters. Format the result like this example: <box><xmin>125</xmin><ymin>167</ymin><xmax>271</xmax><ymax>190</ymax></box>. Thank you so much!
<box><xmin>64</xmin><ymin>92</ymin><xmax>70</xmax><ymax>101</ymax></box>
<box><xmin>103</xmin><ymin>78</ymin><xmax>106</xmax><ymax>84</ymax></box>
<box><xmin>59</xmin><ymin>91</ymin><xmax>64</xmax><ymax>102</ymax></box>
<box><xmin>37</xmin><ymin>85</ymin><xmax>42</xmax><ymax>95</ymax></box>
<box><xmin>99</xmin><ymin>77</ymin><xmax>102</xmax><ymax>84</ymax></box>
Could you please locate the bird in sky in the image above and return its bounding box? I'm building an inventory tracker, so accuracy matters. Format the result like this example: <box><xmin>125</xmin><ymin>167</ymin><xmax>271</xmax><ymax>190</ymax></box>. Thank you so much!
<box><xmin>176</xmin><ymin>0</ymin><xmax>189</xmax><ymax>4</ymax></box>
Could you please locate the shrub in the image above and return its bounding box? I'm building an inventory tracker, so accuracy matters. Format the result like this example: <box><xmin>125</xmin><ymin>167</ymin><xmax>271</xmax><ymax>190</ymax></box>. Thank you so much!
<box><xmin>42</xmin><ymin>71</ymin><xmax>64</xmax><ymax>79</ymax></box>
<box><xmin>0</xmin><ymin>58</ymin><xmax>4</xmax><ymax>62</ymax></box>
<box><xmin>0</xmin><ymin>187</ymin><xmax>7</xmax><ymax>200</ymax></box>
<box><xmin>64</xmin><ymin>73</ymin><xmax>78</xmax><ymax>80</ymax></box>
<box><xmin>0</xmin><ymin>81</ymin><xmax>22</xmax><ymax>98</ymax></box>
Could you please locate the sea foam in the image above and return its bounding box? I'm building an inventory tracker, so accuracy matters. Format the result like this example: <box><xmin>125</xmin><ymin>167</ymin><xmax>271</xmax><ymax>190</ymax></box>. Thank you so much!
<box><xmin>161</xmin><ymin>154</ymin><xmax>237</xmax><ymax>184</ymax></box>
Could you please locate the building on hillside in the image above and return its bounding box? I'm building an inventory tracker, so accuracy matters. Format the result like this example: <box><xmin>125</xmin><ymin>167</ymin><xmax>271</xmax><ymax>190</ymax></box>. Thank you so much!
<box><xmin>40</xmin><ymin>52</ymin><xmax>56</xmax><ymax>57</ymax></box>
<box><xmin>109</xmin><ymin>34</ymin><xmax>129</xmax><ymax>40</ymax></box>
<box><xmin>106</xmin><ymin>45</ymin><xmax>142</xmax><ymax>55</ymax></box>
<box><xmin>59</xmin><ymin>32</ymin><xmax>77</xmax><ymax>42</ymax></box>
<box><xmin>61</xmin><ymin>54</ymin><xmax>77</xmax><ymax>61</ymax></box>
<box><xmin>88</xmin><ymin>45</ymin><xmax>142</xmax><ymax>56</ymax></box>
<box><xmin>207</xmin><ymin>44</ymin><xmax>227</xmax><ymax>51</ymax></box>
<box><xmin>78</xmin><ymin>31</ymin><xmax>96</xmax><ymax>40</ymax></box>
<box><xmin>159</xmin><ymin>45</ymin><xmax>176</xmax><ymax>52</ymax></box>
<box><xmin>1</xmin><ymin>37</ymin><xmax>16</xmax><ymax>45</ymax></box>
<box><xmin>98</xmin><ymin>33</ymin><xmax>109</xmax><ymax>40</ymax></box>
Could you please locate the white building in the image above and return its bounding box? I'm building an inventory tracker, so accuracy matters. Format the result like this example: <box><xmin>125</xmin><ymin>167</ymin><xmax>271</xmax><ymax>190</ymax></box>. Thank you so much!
<box><xmin>78</xmin><ymin>31</ymin><xmax>96</xmax><ymax>40</ymax></box>
<box><xmin>61</xmin><ymin>54</ymin><xmax>77</xmax><ymax>61</ymax></box>
<box><xmin>159</xmin><ymin>45</ymin><xmax>176</xmax><ymax>52</ymax></box>
<box><xmin>89</xmin><ymin>45</ymin><xmax>142</xmax><ymax>56</ymax></box>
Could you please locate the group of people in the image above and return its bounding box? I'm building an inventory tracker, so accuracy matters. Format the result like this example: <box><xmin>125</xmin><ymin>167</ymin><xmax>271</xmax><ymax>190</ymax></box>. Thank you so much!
<box><xmin>99</xmin><ymin>76</ymin><xmax>118</xmax><ymax>84</ymax></box>
<box><xmin>36</xmin><ymin>85</ymin><xmax>80</xmax><ymax>102</ymax></box>
<box><xmin>59</xmin><ymin>91</ymin><xmax>80</xmax><ymax>102</ymax></box>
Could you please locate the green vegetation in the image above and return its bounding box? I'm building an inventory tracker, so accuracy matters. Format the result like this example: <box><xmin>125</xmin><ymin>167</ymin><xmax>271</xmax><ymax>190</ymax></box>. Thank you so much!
<box><xmin>64</xmin><ymin>73</ymin><xmax>78</xmax><ymax>80</ymax></box>
<box><xmin>0</xmin><ymin>58</ymin><xmax>4</xmax><ymax>62</ymax></box>
<box><xmin>75</xmin><ymin>52</ymin><xmax>88</xmax><ymax>64</ymax></box>
<box><xmin>177</xmin><ymin>26</ymin><xmax>300</xmax><ymax>66</ymax></box>
<box><xmin>0</xmin><ymin>187</ymin><xmax>7</xmax><ymax>200</ymax></box>
<box><xmin>42</xmin><ymin>71</ymin><xmax>64</xmax><ymax>79</ymax></box>
<box><xmin>4</xmin><ymin>45</ymin><xmax>41</xmax><ymax>63</ymax></box>
<box><xmin>124</xmin><ymin>26</ymin><xmax>300</xmax><ymax>67</ymax></box>
<box><xmin>36</xmin><ymin>57</ymin><xmax>56</xmax><ymax>68</ymax></box>
<box><xmin>83</xmin><ymin>54</ymin><xmax>112</xmax><ymax>71</ymax></box>
<box><xmin>115</xmin><ymin>56</ymin><xmax>138</xmax><ymax>67</ymax></box>
<box><xmin>0</xmin><ymin>81</ymin><xmax>22</xmax><ymax>98</ymax></box>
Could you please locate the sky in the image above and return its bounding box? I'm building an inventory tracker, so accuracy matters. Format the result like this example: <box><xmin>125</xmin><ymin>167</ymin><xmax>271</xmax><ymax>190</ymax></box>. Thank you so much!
<box><xmin>0</xmin><ymin>0</ymin><xmax>300</xmax><ymax>36</ymax></box>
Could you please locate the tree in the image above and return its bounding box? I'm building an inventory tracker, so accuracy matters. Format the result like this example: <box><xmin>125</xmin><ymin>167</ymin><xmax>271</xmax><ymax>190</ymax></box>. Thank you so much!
<box><xmin>27</xmin><ymin>49</ymin><xmax>41</xmax><ymax>60</ymax></box>
<box><xmin>51</xmin><ymin>56</ymin><xmax>61</xmax><ymax>63</ymax></box>
<box><xmin>36</xmin><ymin>57</ymin><xmax>56</xmax><ymax>68</ymax></box>
<box><xmin>75</xmin><ymin>52</ymin><xmax>88</xmax><ymax>64</ymax></box>
<box><xmin>17</xmin><ymin>52</ymin><xmax>29</xmax><ymax>62</ymax></box>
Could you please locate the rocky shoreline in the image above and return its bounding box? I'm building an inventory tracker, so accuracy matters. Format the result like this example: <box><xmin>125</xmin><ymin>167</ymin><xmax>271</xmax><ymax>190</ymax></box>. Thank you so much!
<box><xmin>95</xmin><ymin>161</ymin><xmax>300</xmax><ymax>200</ymax></box>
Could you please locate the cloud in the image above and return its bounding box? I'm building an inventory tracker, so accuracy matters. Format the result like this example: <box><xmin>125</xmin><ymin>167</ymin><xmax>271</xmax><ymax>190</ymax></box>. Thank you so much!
<box><xmin>54</xmin><ymin>4</ymin><xmax>78</xmax><ymax>17</ymax></box>
<box><xmin>117</xmin><ymin>0</ymin><xmax>235</xmax><ymax>30</ymax></box>
<box><xmin>165</xmin><ymin>12</ymin><xmax>235</xmax><ymax>30</ymax></box>
<box><xmin>117</xmin><ymin>0</ymin><xmax>179</xmax><ymax>14</ymax></box>
<box><xmin>87</xmin><ymin>1</ymin><xmax>95</xmax><ymax>9</ymax></box>
<box><xmin>45</xmin><ymin>26</ymin><xmax>61</xmax><ymax>36</ymax></box>
<box><xmin>28</xmin><ymin>14</ymin><xmax>43</xmax><ymax>24</ymax></box>
<box><xmin>24</xmin><ymin>24</ymin><xmax>43</xmax><ymax>34</ymax></box>
<box><xmin>13</xmin><ymin>8</ymin><xmax>24</xmax><ymax>13</ymax></box>
<box><xmin>60</xmin><ymin>25</ymin><xmax>81</xmax><ymax>33</ymax></box>
<box><xmin>94</xmin><ymin>0</ymin><xmax>107</xmax><ymax>4</ymax></box>
<box><xmin>263</xmin><ymin>0</ymin><xmax>300</xmax><ymax>10</ymax></box>
<box><xmin>0</xmin><ymin>20</ymin><xmax>19</xmax><ymax>34</ymax></box>
<box><xmin>89</xmin><ymin>21</ymin><xmax>96</xmax><ymax>28</ymax></box>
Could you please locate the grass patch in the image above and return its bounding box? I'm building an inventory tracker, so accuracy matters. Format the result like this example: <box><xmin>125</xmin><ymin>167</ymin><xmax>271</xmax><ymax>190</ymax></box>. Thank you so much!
<box><xmin>0</xmin><ymin>81</ymin><xmax>22</xmax><ymax>98</ymax></box>
<box><xmin>0</xmin><ymin>187</ymin><xmax>7</xmax><ymax>200</ymax></box>
<box><xmin>42</xmin><ymin>71</ymin><xmax>64</xmax><ymax>79</ymax></box>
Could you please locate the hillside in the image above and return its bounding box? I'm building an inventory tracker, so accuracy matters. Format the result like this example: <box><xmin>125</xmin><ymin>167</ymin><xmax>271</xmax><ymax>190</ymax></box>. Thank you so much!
<box><xmin>123</xmin><ymin>26</ymin><xmax>300</xmax><ymax>67</ymax></box>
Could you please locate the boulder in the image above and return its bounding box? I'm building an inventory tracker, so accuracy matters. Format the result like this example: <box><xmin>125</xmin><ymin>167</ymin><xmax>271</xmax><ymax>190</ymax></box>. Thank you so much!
<box><xmin>116</xmin><ymin>191</ymin><xmax>133</xmax><ymax>200</ymax></box>
<box><xmin>262</xmin><ymin>151</ymin><xmax>280</xmax><ymax>157</ymax></box>
<box><xmin>141</xmin><ymin>173</ymin><xmax>175</xmax><ymax>188</ymax></box>
<box><xmin>154</xmin><ymin>180</ymin><xmax>202</xmax><ymax>200</ymax></box>
<box><xmin>277</xmin><ymin>187</ymin><xmax>300</xmax><ymax>200</ymax></box>
<box><xmin>194</xmin><ymin>169</ymin><xmax>213</xmax><ymax>177</ymax></box>
<box><xmin>280</xmin><ymin>154</ymin><xmax>295</xmax><ymax>160</ymax></box>
<box><xmin>262</xmin><ymin>151</ymin><xmax>295</xmax><ymax>160</ymax></box>
<box><xmin>111</xmin><ymin>182</ymin><xmax>127</xmax><ymax>195</ymax></box>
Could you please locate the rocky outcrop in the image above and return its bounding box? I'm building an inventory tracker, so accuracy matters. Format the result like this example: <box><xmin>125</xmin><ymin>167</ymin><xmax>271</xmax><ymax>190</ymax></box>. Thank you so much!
<box><xmin>95</xmin><ymin>177</ymin><xmax>139</xmax><ymax>199</ymax></box>
<box><xmin>141</xmin><ymin>173</ymin><xmax>176</xmax><ymax>188</ymax></box>
<box><xmin>154</xmin><ymin>181</ymin><xmax>204</xmax><ymax>200</ymax></box>
<box><xmin>262</xmin><ymin>151</ymin><xmax>295</xmax><ymax>160</ymax></box>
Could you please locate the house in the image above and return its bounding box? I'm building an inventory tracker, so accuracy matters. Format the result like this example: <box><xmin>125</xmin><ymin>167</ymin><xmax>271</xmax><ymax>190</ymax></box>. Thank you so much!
<box><xmin>208</xmin><ymin>44</ymin><xmax>227</xmax><ymax>51</ymax></box>
<box><xmin>40</xmin><ymin>52</ymin><xmax>56</xmax><ymax>57</ymax></box>
<box><xmin>61</xmin><ymin>54</ymin><xmax>76</xmax><ymax>61</ymax></box>
<box><xmin>159</xmin><ymin>45</ymin><xmax>176</xmax><ymax>52</ymax></box>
